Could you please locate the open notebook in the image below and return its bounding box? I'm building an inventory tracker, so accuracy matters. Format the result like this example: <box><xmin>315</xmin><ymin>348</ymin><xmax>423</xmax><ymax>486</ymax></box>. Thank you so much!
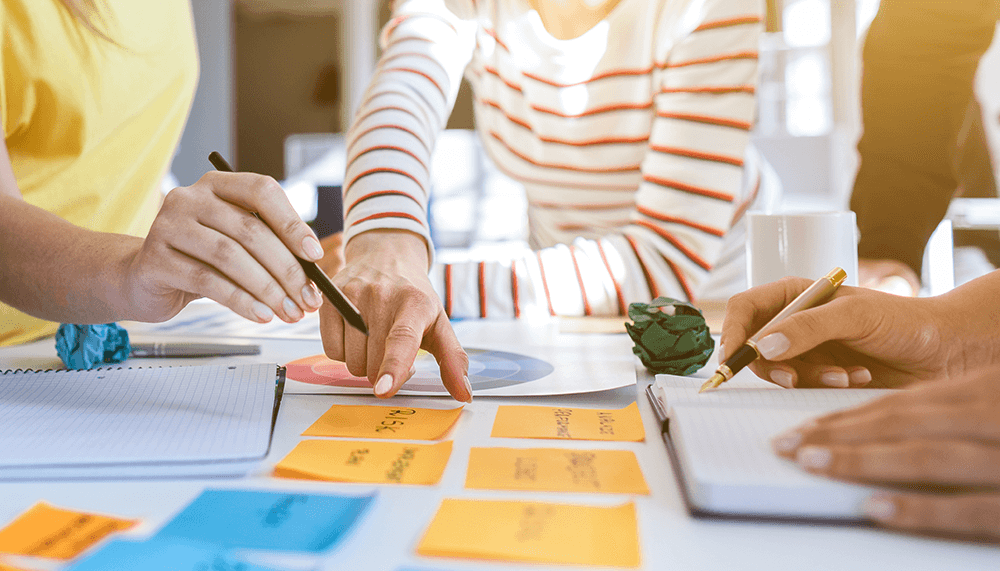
<box><xmin>0</xmin><ymin>364</ymin><xmax>283</xmax><ymax>480</ymax></box>
<box><xmin>647</xmin><ymin>373</ymin><xmax>896</xmax><ymax>521</ymax></box>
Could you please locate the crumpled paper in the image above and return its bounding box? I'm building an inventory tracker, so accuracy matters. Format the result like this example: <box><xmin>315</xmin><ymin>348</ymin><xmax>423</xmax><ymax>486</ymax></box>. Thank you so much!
<box><xmin>55</xmin><ymin>323</ymin><xmax>131</xmax><ymax>370</ymax></box>
<box><xmin>625</xmin><ymin>297</ymin><xmax>714</xmax><ymax>375</ymax></box>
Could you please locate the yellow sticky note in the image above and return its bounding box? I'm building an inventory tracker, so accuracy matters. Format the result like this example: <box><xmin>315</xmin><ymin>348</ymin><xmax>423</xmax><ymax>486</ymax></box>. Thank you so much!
<box><xmin>465</xmin><ymin>447</ymin><xmax>649</xmax><ymax>495</ymax></box>
<box><xmin>0</xmin><ymin>563</ymin><xmax>31</xmax><ymax>571</ymax></box>
<box><xmin>302</xmin><ymin>404</ymin><xmax>462</xmax><ymax>440</ymax></box>
<box><xmin>274</xmin><ymin>440</ymin><xmax>452</xmax><ymax>485</ymax></box>
<box><xmin>491</xmin><ymin>402</ymin><xmax>645</xmax><ymax>441</ymax></box>
<box><xmin>417</xmin><ymin>499</ymin><xmax>640</xmax><ymax>567</ymax></box>
<box><xmin>0</xmin><ymin>502</ymin><xmax>137</xmax><ymax>560</ymax></box>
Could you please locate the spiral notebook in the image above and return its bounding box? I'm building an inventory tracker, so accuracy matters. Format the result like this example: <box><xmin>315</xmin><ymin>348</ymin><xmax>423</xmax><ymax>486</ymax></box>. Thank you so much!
<box><xmin>647</xmin><ymin>373</ymin><xmax>896</xmax><ymax>522</ymax></box>
<box><xmin>0</xmin><ymin>364</ymin><xmax>284</xmax><ymax>480</ymax></box>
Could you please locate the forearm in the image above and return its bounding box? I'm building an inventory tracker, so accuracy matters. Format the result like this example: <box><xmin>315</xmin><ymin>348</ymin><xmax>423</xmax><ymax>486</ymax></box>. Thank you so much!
<box><xmin>0</xmin><ymin>195</ymin><xmax>137</xmax><ymax>323</ymax></box>
<box><xmin>933</xmin><ymin>270</ymin><xmax>1000</xmax><ymax>379</ymax></box>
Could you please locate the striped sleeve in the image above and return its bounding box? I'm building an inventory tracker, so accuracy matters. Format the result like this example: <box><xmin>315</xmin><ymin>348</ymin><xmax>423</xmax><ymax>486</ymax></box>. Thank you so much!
<box><xmin>624</xmin><ymin>0</ymin><xmax>763</xmax><ymax>298</ymax></box>
<box><xmin>343</xmin><ymin>0</ymin><xmax>477</xmax><ymax>258</ymax></box>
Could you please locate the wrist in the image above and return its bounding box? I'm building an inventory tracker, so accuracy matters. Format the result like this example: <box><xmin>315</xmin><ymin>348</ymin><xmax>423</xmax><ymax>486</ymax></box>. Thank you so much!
<box><xmin>345</xmin><ymin>229</ymin><xmax>431</xmax><ymax>272</ymax></box>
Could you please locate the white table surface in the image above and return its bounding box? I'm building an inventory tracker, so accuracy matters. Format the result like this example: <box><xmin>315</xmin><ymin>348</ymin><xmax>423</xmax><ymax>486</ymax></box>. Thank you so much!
<box><xmin>1</xmin><ymin>327</ymin><xmax>997</xmax><ymax>571</ymax></box>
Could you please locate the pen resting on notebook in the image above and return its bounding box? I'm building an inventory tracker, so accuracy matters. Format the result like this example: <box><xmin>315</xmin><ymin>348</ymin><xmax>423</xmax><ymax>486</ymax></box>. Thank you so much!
<box><xmin>700</xmin><ymin>267</ymin><xmax>847</xmax><ymax>393</ymax></box>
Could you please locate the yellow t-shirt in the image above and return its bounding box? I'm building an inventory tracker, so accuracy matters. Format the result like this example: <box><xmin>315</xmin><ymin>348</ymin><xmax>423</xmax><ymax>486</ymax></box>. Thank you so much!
<box><xmin>0</xmin><ymin>0</ymin><xmax>199</xmax><ymax>346</ymax></box>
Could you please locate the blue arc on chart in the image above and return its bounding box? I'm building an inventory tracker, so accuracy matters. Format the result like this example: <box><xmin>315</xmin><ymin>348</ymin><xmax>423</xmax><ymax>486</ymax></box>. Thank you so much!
<box><xmin>464</xmin><ymin>349</ymin><xmax>554</xmax><ymax>390</ymax></box>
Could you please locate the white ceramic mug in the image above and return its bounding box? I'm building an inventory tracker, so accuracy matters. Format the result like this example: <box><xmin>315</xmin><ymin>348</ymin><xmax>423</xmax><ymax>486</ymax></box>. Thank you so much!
<box><xmin>746</xmin><ymin>211</ymin><xmax>859</xmax><ymax>288</ymax></box>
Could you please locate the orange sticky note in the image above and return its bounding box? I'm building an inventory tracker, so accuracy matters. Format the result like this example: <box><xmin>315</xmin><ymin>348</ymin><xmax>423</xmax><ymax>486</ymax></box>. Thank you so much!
<box><xmin>465</xmin><ymin>447</ymin><xmax>649</xmax><ymax>495</ymax></box>
<box><xmin>274</xmin><ymin>440</ymin><xmax>452</xmax><ymax>485</ymax></box>
<box><xmin>302</xmin><ymin>404</ymin><xmax>462</xmax><ymax>440</ymax></box>
<box><xmin>417</xmin><ymin>499</ymin><xmax>640</xmax><ymax>567</ymax></box>
<box><xmin>0</xmin><ymin>502</ymin><xmax>137</xmax><ymax>560</ymax></box>
<box><xmin>0</xmin><ymin>563</ymin><xmax>30</xmax><ymax>571</ymax></box>
<box><xmin>491</xmin><ymin>402</ymin><xmax>645</xmax><ymax>441</ymax></box>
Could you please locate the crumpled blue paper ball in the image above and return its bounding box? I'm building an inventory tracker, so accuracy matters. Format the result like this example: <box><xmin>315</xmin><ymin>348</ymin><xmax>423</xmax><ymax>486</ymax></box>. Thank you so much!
<box><xmin>55</xmin><ymin>323</ymin><xmax>131</xmax><ymax>369</ymax></box>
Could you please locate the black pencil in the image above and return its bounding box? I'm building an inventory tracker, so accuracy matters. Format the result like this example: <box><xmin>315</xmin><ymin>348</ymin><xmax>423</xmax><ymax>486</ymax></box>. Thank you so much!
<box><xmin>208</xmin><ymin>151</ymin><xmax>368</xmax><ymax>336</ymax></box>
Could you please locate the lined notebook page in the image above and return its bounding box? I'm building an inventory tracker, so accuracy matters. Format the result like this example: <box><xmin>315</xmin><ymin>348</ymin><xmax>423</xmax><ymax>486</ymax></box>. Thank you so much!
<box><xmin>669</xmin><ymin>406</ymin><xmax>880</xmax><ymax>518</ymax></box>
<box><xmin>654</xmin><ymin>373</ymin><xmax>897</xmax><ymax>519</ymax></box>
<box><xmin>0</xmin><ymin>364</ymin><xmax>277</xmax><ymax>467</ymax></box>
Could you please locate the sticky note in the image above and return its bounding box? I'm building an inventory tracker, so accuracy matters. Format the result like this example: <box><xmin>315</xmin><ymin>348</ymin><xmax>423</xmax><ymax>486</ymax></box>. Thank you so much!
<box><xmin>416</xmin><ymin>499</ymin><xmax>640</xmax><ymax>567</ymax></box>
<box><xmin>0</xmin><ymin>562</ymin><xmax>30</xmax><ymax>571</ymax></box>
<box><xmin>302</xmin><ymin>404</ymin><xmax>463</xmax><ymax>440</ymax></box>
<box><xmin>465</xmin><ymin>447</ymin><xmax>649</xmax><ymax>495</ymax></box>
<box><xmin>274</xmin><ymin>440</ymin><xmax>452</xmax><ymax>485</ymax></box>
<box><xmin>0</xmin><ymin>502</ymin><xmax>136</xmax><ymax>560</ymax></box>
<box><xmin>155</xmin><ymin>489</ymin><xmax>374</xmax><ymax>553</ymax></box>
<box><xmin>491</xmin><ymin>402</ymin><xmax>645</xmax><ymax>441</ymax></box>
<box><xmin>64</xmin><ymin>538</ymin><xmax>282</xmax><ymax>571</ymax></box>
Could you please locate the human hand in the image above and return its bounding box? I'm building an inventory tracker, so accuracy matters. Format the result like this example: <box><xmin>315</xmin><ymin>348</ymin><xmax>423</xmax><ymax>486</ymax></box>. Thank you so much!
<box><xmin>771</xmin><ymin>366</ymin><xmax>1000</xmax><ymax>541</ymax></box>
<box><xmin>321</xmin><ymin>229</ymin><xmax>472</xmax><ymax>402</ymax></box>
<box><xmin>124</xmin><ymin>171</ymin><xmax>324</xmax><ymax>323</ymax></box>
<box><xmin>719</xmin><ymin>277</ymin><xmax>958</xmax><ymax>388</ymax></box>
<box><xmin>858</xmin><ymin>258</ymin><xmax>920</xmax><ymax>297</ymax></box>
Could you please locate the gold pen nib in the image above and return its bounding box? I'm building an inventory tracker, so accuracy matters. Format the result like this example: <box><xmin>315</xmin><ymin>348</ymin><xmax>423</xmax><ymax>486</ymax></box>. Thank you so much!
<box><xmin>699</xmin><ymin>372</ymin><xmax>726</xmax><ymax>393</ymax></box>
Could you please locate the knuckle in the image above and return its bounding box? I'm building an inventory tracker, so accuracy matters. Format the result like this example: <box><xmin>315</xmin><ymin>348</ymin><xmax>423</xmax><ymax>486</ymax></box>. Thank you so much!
<box><xmin>260</xmin><ymin>280</ymin><xmax>286</xmax><ymax>305</ymax></box>
<box><xmin>386</xmin><ymin>322</ymin><xmax>422</xmax><ymax>346</ymax></box>
<box><xmin>211</xmin><ymin>236</ymin><xmax>236</xmax><ymax>262</ymax></box>
<box><xmin>187</xmin><ymin>264</ymin><xmax>214</xmax><ymax>292</ymax></box>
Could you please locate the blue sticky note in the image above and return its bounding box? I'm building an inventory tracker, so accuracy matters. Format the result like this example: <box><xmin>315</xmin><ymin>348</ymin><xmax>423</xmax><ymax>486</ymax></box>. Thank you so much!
<box><xmin>155</xmin><ymin>489</ymin><xmax>375</xmax><ymax>553</ymax></box>
<box><xmin>65</xmin><ymin>538</ymin><xmax>286</xmax><ymax>571</ymax></box>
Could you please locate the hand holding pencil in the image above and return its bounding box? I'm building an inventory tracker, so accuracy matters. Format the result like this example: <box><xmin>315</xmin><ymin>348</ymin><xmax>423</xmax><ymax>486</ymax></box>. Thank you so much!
<box><xmin>717</xmin><ymin>274</ymin><xmax>956</xmax><ymax>389</ymax></box>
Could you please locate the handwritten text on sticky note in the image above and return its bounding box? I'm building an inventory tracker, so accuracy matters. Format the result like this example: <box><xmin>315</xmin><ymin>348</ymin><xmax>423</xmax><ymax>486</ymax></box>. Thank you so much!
<box><xmin>155</xmin><ymin>489</ymin><xmax>374</xmax><ymax>553</ymax></box>
<box><xmin>417</xmin><ymin>499</ymin><xmax>640</xmax><ymax>567</ymax></box>
<box><xmin>275</xmin><ymin>440</ymin><xmax>452</xmax><ymax>485</ymax></box>
<box><xmin>465</xmin><ymin>447</ymin><xmax>649</xmax><ymax>494</ymax></box>
<box><xmin>303</xmin><ymin>404</ymin><xmax>463</xmax><ymax>440</ymax></box>
<box><xmin>0</xmin><ymin>502</ymin><xmax>136</xmax><ymax>560</ymax></box>
<box><xmin>491</xmin><ymin>402</ymin><xmax>645</xmax><ymax>441</ymax></box>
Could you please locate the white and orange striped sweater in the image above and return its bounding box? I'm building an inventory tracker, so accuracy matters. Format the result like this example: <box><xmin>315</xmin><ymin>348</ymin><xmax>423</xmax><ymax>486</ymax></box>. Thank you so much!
<box><xmin>344</xmin><ymin>0</ymin><xmax>774</xmax><ymax>318</ymax></box>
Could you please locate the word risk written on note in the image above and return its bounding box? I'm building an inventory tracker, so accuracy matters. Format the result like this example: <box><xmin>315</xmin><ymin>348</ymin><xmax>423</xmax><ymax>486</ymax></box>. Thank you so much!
<box><xmin>491</xmin><ymin>402</ymin><xmax>645</xmax><ymax>441</ymax></box>
<box><xmin>417</xmin><ymin>499</ymin><xmax>640</xmax><ymax>567</ymax></box>
<box><xmin>274</xmin><ymin>440</ymin><xmax>453</xmax><ymax>485</ymax></box>
<box><xmin>0</xmin><ymin>502</ymin><xmax>136</xmax><ymax>560</ymax></box>
<box><xmin>302</xmin><ymin>404</ymin><xmax>463</xmax><ymax>440</ymax></box>
<box><xmin>465</xmin><ymin>447</ymin><xmax>649</xmax><ymax>494</ymax></box>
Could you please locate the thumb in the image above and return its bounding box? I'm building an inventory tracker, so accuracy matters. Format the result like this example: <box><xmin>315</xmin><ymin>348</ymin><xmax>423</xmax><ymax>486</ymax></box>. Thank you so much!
<box><xmin>753</xmin><ymin>297</ymin><xmax>860</xmax><ymax>361</ymax></box>
<box><xmin>423</xmin><ymin>311</ymin><xmax>472</xmax><ymax>403</ymax></box>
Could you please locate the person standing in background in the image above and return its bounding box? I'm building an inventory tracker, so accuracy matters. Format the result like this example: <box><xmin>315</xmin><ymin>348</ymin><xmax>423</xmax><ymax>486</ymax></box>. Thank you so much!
<box><xmin>322</xmin><ymin>0</ymin><xmax>777</xmax><ymax>401</ymax></box>
<box><xmin>853</xmin><ymin>0</ymin><xmax>1000</xmax><ymax>295</ymax></box>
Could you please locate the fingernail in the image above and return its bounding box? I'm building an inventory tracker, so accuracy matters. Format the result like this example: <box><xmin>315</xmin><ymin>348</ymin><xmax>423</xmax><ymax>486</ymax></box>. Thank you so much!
<box><xmin>772</xmin><ymin>429</ymin><xmax>802</xmax><ymax>453</ymax></box>
<box><xmin>301</xmin><ymin>283</ymin><xmax>321</xmax><ymax>309</ymax></box>
<box><xmin>717</xmin><ymin>343</ymin><xmax>726</xmax><ymax>361</ymax></box>
<box><xmin>303</xmin><ymin>236</ymin><xmax>324</xmax><ymax>261</ymax></box>
<box><xmin>849</xmin><ymin>368</ymin><xmax>872</xmax><ymax>386</ymax></box>
<box><xmin>770</xmin><ymin>369</ymin><xmax>795</xmax><ymax>389</ymax></box>
<box><xmin>756</xmin><ymin>333</ymin><xmax>790</xmax><ymax>360</ymax></box>
<box><xmin>251</xmin><ymin>301</ymin><xmax>274</xmax><ymax>322</ymax></box>
<box><xmin>863</xmin><ymin>494</ymin><xmax>896</xmax><ymax>521</ymax></box>
<box><xmin>283</xmin><ymin>296</ymin><xmax>302</xmax><ymax>320</ymax></box>
<box><xmin>463</xmin><ymin>375</ymin><xmax>473</xmax><ymax>403</ymax></box>
<box><xmin>797</xmin><ymin>446</ymin><xmax>832</xmax><ymax>470</ymax></box>
<box><xmin>375</xmin><ymin>374</ymin><xmax>394</xmax><ymax>396</ymax></box>
<box><xmin>820</xmin><ymin>371</ymin><xmax>850</xmax><ymax>388</ymax></box>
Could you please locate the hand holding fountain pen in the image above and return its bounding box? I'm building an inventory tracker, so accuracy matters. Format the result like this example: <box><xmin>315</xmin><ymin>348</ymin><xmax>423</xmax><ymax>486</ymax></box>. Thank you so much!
<box><xmin>699</xmin><ymin>267</ymin><xmax>847</xmax><ymax>393</ymax></box>
<box><xmin>208</xmin><ymin>151</ymin><xmax>368</xmax><ymax>336</ymax></box>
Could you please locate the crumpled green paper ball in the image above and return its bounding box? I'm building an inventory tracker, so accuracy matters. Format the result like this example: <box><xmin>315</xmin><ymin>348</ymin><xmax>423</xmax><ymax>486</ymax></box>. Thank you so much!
<box><xmin>625</xmin><ymin>297</ymin><xmax>714</xmax><ymax>375</ymax></box>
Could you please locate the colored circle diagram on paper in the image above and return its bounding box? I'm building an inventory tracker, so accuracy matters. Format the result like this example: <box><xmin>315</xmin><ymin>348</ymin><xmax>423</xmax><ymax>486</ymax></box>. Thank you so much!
<box><xmin>285</xmin><ymin>349</ymin><xmax>554</xmax><ymax>392</ymax></box>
